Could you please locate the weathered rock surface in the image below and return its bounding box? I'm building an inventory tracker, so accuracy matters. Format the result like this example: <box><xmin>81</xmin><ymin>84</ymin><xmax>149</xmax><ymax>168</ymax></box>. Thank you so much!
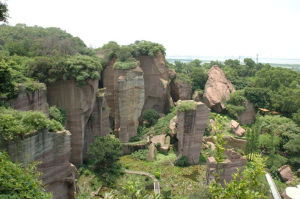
<box><xmin>115</xmin><ymin>66</ymin><xmax>145</xmax><ymax>142</ymax></box>
<box><xmin>278</xmin><ymin>165</ymin><xmax>294</xmax><ymax>183</ymax></box>
<box><xmin>147</xmin><ymin>143</ymin><xmax>156</xmax><ymax>162</ymax></box>
<box><xmin>83</xmin><ymin>89</ymin><xmax>110</xmax><ymax>160</ymax></box>
<box><xmin>170</xmin><ymin>78</ymin><xmax>193</xmax><ymax>102</ymax></box>
<box><xmin>151</xmin><ymin>134</ymin><xmax>171</xmax><ymax>153</ymax></box>
<box><xmin>47</xmin><ymin>79</ymin><xmax>98</xmax><ymax>166</ymax></box>
<box><xmin>206</xmin><ymin>149</ymin><xmax>247</xmax><ymax>186</ymax></box>
<box><xmin>10</xmin><ymin>86</ymin><xmax>49</xmax><ymax>115</ymax></box>
<box><xmin>230</xmin><ymin>120</ymin><xmax>245</xmax><ymax>137</ymax></box>
<box><xmin>237</xmin><ymin>101</ymin><xmax>256</xmax><ymax>125</ymax></box>
<box><xmin>203</xmin><ymin>66</ymin><xmax>235</xmax><ymax>112</ymax></box>
<box><xmin>5</xmin><ymin>130</ymin><xmax>76</xmax><ymax>199</ymax></box>
<box><xmin>169</xmin><ymin>116</ymin><xmax>177</xmax><ymax>136</ymax></box>
<box><xmin>140</xmin><ymin>52</ymin><xmax>172</xmax><ymax>113</ymax></box>
<box><xmin>192</xmin><ymin>90</ymin><xmax>203</xmax><ymax>102</ymax></box>
<box><xmin>176</xmin><ymin>101</ymin><xmax>210</xmax><ymax>164</ymax></box>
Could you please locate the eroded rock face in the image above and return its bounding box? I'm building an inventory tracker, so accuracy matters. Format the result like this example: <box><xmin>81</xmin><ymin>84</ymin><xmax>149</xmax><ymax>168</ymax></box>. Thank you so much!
<box><xmin>230</xmin><ymin>120</ymin><xmax>245</xmax><ymax>137</ymax></box>
<box><xmin>151</xmin><ymin>134</ymin><xmax>171</xmax><ymax>153</ymax></box>
<box><xmin>140</xmin><ymin>52</ymin><xmax>172</xmax><ymax>113</ymax></box>
<box><xmin>192</xmin><ymin>90</ymin><xmax>203</xmax><ymax>102</ymax></box>
<box><xmin>103</xmin><ymin>59</ymin><xmax>116</xmax><ymax>120</ymax></box>
<box><xmin>206</xmin><ymin>149</ymin><xmax>247</xmax><ymax>186</ymax></box>
<box><xmin>10</xmin><ymin>86</ymin><xmax>49</xmax><ymax>115</ymax></box>
<box><xmin>115</xmin><ymin>66</ymin><xmax>145</xmax><ymax>142</ymax></box>
<box><xmin>6</xmin><ymin>130</ymin><xmax>76</xmax><ymax>199</ymax></box>
<box><xmin>203</xmin><ymin>66</ymin><xmax>235</xmax><ymax>112</ymax></box>
<box><xmin>83</xmin><ymin>90</ymin><xmax>110</xmax><ymax>160</ymax></box>
<box><xmin>169</xmin><ymin>116</ymin><xmax>177</xmax><ymax>136</ymax></box>
<box><xmin>176</xmin><ymin>101</ymin><xmax>210</xmax><ymax>164</ymax></box>
<box><xmin>170</xmin><ymin>79</ymin><xmax>193</xmax><ymax>102</ymax></box>
<box><xmin>47</xmin><ymin>80</ymin><xmax>98</xmax><ymax>166</ymax></box>
<box><xmin>237</xmin><ymin>101</ymin><xmax>255</xmax><ymax>125</ymax></box>
<box><xmin>278</xmin><ymin>165</ymin><xmax>294</xmax><ymax>183</ymax></box>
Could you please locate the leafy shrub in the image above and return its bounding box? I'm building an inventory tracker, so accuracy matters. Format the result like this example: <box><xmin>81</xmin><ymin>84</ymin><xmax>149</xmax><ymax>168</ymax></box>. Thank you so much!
<box><xmin>142</xmin><ymin>109</ymin><xmax>159</xmax><ymax>127</ymax></box>
<box><xmin>129</xmin><ymin>135</ymin><xmax>141</xmax><ymax>142</ymax></box>
<box><xmin>175</xmin><ymin>156</ymin><xmax>190</xmax><ymax>167</ymax></box>
<box><xmin>49</xmin><ymin>119</ymin><xmax>63</xmax><ymax>132</ymax></box>
<box><xmin>150</xmin><ymin>108</ymin><xmax>177</xmax><ymax>135</ymax></box>
<box><xmin>88</xmin><ymin>135</ymin><xmax>123</xmax><ymax>186</ymax></box>
<box><xmin>175</xmin><ymin>73</ymin><xmax>193</xmax><ymax>85</ymax></box>
<box><xmin>130</xmin><ymin>149</ymin><xmax>148</xmax><ymax>161</ymax></box>
<box><xmin>177</xmin><ymin>101</ymin><xmax>196</xmax><ymax>112</ymax></box>
<box><xmin>226</xmin><ymin>90</ymin><xmax>247</xmax><ymax>118</ymax></box>
<box><xmin>154</xmin><ymin>171</ymin><xmax>161</xmax><ymax>179</ymax></box>
<box><xmin>0</xmin><ymin>152</ymin><xmax>51</xmax><ymax>199</ymax></box>
<box><xmin>199</xmin><ymin>153</ymin><xmax>207</xmax><ymax>163</ymax></box>
<box><xmin>49</xmin><ymin>106</ymin><xmax>66</xmax><ymax>125</ymax></box>
<box><xmin>131</xmin><ymin>40</ymin><xmax>166</xmax><ymax>57</ymax></box>
<box><xmin>114</xmin><ymin>59</ymin><xmax>137</xmax><ymax>70</ymax></box>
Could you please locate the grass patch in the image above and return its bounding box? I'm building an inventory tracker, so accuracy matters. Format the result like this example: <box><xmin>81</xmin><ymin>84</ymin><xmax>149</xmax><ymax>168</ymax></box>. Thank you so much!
<box><xmin>114</xmin><ymin>59</ymin><xmax>137</xmax><ymax>70</ymax></box>
<box><xmin>177</xmin><ymin>100</ymin><xmax>196</xmax><ymax>112</ymax></box>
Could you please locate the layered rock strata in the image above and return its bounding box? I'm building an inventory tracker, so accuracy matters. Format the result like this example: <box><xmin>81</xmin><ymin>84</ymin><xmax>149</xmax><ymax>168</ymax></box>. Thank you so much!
<box><xmin>170</xmin><ymin>78</ymin><xmax>193</xmax><ymax>101</ymax></box>
<box><xmin>203</xmin><ymin>66</ymin><xmax>235</xmax><ymax>112</ymax></box>
<box><xmin>139</xmin><ymin>52</ymin><xmax>172</xmax><ymax>113</ymax></box>
<box><xmin>10</xmin><ymin>86</ymin><xmax>49</xmax><ymax>115</ymax></box>
<box><xmin>206</xmin><ymin>149</ymin><xmax>247</xmax><ymax>186</ymax></box>
<box><xmin>176</xmin><ymin>101</ymin><xmax>210</xmax><ymax>164</ymax></box>
<box><xmin>5</xmin><ymin>130</ymin><xmax>76</xmax><ymax>199</ymax></box>
<box><xmin>47</xmin><ymin>79</ymin><xmax>98</xmax><ymax>166</ymax></box>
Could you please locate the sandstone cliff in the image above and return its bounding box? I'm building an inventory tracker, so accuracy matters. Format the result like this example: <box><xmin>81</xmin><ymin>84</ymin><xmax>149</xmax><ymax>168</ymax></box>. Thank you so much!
<box><xmin>139</xmin><ymin>52</ymin><xmax>172</xmax><ymax>113</ymax></box>
<box><xmin>170</xmin><ymin>78</ymin><xmax>193</xmax><ymax>102</ymax></box>
<box><xmin>10</xmin><ymin>86</ymin><xmax>49</xmax><ymax>115</ymax></box>
<box><xmin>237</xmin><ymin>101</ymin><xmax>255</xmax><ymax>125</ymax></box>
<box><xmin>83</xmin><ymin>89</ymin><xmax>110</xmax><ymax>160</ymax></box>
<box><xmin>47</xmin><ymin>79</ymin><xmax>98</xmax><ymax>166</ymax></box>
<box><xmin>176</xmin><ymin>101</ymin><xmax>210</xmax><ymax>164</ymax></box>
<box><xmin>203</xmin><ymin>66</ymin><xmax>235</xmax><ymax>112</ymax></box>
<box><xmin>5</xmin><ymin>130</ymin><xmax>76</xmax><ymax>199</ymax></box>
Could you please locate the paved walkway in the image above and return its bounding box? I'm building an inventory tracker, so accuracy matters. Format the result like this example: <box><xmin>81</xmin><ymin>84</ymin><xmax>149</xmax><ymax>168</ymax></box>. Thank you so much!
<box><xmin>125</xmin><ymin>169</ymin><xmax>160</xmax><ymax>194</ymax></box>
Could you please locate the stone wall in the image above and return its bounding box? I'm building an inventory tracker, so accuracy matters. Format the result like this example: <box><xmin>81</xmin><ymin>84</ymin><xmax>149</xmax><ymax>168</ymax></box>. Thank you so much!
<box><xmin>206</xmin><ymin>149</ymin><xmax>247</xmax><ymax>186</ymax></box>
<box><xmin>176</xmin><ymin>101</ymin><xmax>210</xmax><ymax>164</ymax></box>
<box><xmin>5</xmin><ymin>130</ymin><xmax>76</xmax><ymax>199</ymax></box>
<box><xmin>10</xmin><ymin>86</ymin><xmax>49</xmax><ymax>115</ymax></box>
<box><xmin>47</xmin><ymin>79</ymin><xmax>98</xmax><ymax>166</ymax></box>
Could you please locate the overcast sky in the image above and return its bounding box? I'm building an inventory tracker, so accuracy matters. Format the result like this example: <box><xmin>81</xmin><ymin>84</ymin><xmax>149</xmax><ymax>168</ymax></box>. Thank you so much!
<box><xmin>5</xmin><ymin>0</ymin><xmax>300</xmax><ymax>59</ymax></box>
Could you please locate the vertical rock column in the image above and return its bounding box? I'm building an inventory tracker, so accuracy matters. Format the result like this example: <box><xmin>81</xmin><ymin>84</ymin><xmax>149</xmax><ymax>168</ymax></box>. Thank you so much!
<box><xmin>115</xmin><ymin>66</ymin><xmax>145</xmax><ymax>142</ymax></box>
<box><xmin>176</xmin><ymin>101</ymin><xmax>210</xmax><ymax>164</ymax></box>
<box><xmin>47</xmin><ymin>80</ymin><xmax>98</xmax><ymax>166</ymax></box>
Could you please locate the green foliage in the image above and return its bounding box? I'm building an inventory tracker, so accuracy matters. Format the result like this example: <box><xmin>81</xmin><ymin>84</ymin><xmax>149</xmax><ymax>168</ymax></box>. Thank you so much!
<box><xmin>292</xmin><ymin>109</ymin><xmax>300</xmax><ymax>126</ymax></box>
<box><xmin>0</xmin><ymin>107</ymin><xmax>63</xmax><ymax>141</ymax></box>
<box><xmin>28</xmin><ymin>54</ymin><xmax>102</xmax><ymax>85</ymax></box>
<box><xmin>209</xmin><ymin>154</ymin><xmax>267</xmax><ymax>199</ymax></box>
<box><xmin>131</xmin><ymin>40</ymin><xmax>166</xmax><ymax>57</ymax></box>
<box><xmin>175</xmin><ymin>73</ymin><xmax>193</xmax><ymax>85</ymax></box>
<box><xmin>210</xmin><ymin>115</ymin><xmax>226</xmax><ymax>163</ymax></box>
<box><xmin>114</xmin><ymin>58</ymin><xmax>137</xmax><ymax>70</ymax></box>
<box><xmin>0</xmin><ymin>152</ymin><xmax>51</xmax><ymax>198</ymax></box>
<box><xmin>143</xmin><ymin>109</ymin><xmax>159</xmax><ymax>127</ymax></box>
<box><xmin>190</xmin><ymin>67</ymin><xmax>208</xmax><ymax>90</ymax></box>
<box><xmin>0</xmin><ymin>24</ymin><xmax>89</xmax><ymax>56</ymax></box>
<box><xmin>199</xmin><ymin>153</ymin><xmax>207</xmax><ymax>163</ymax></box>
<box><xmin>154</xmin><ymin>171</ymin><xmax>161</xmax><ymax>179</ymax></box>
<box><xmin>177</xmin><ymin>101</ymin><xmax>196</xmax><ymax>112</ymax></box>
<box><xmin>175</xmin><ymin>156</ymin><xmax>190</xmax><ymax>167</ymax></box>
<box><xmin>0</xmin><ymin>2</ymin><xmax>8</xmax><ymax>22</ymax></box>
<box><xmin>245</xmin><ymin>123</ymin><xmax>260</xmax><ymax>154</ymax></box>
<box><xmin>88</xmin><ymin>135</ymin><xmax>123</xmax><ymax>186</ymax></box>
<box><xmin>226</xmin><ymin>90</ymin><xmax>247</xmax><ymax>118</ymax></box>
<box><xmin>0</xmin><ymin>59</ymin><xmax>17</xmax><ymax>99</ymax></box>
<box><xmin>49</xmin><ymin>106</ymin><xmax>66</xmax><ymax>125</ymax></box>
<box><xmin>130</xmin><ymin>149</ymin><xmax>148</xmax><ymax>161</ymax></box>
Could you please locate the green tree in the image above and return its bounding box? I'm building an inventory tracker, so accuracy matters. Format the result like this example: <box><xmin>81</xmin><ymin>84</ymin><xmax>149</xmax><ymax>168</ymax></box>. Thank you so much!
<box><xmin>0</xmin><ymin>152</ymin><xmax>51</xmax><ymax>198</ymax></box>
<box><xmin>142</xmin><ymin>109</ymin><xmax>159</xmax><ymax>127</ymax></box>
<box><xmin>88</xmin><ymin>135</ymin><xmax>123</xmax><ymax>186</ymax></box>
<box><xmin>0</xmin><ymin>1</ymin><xmax>8</xmax><ymax>22</ymax></box>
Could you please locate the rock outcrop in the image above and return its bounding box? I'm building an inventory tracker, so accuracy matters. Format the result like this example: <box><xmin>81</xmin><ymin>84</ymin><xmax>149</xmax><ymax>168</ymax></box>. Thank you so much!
<box><xmin>151</xmin><ymin>134</ymin><xmax>171</xmax><ymax>153</ymax></box>
<box><xmin>278</xmin><ymin>165</ymin><xmax>294</xmax><ymax>183</ymax></box>
<box><xmin>47</xmin><ymin>79</ymin><xmax>98</xmax><ymax>166</ymax></box>
<box><xmin>169</xmin><ymin>116</ymin><xmax>177</xmax><ymax>136</ymax></box>
<box><xmin>5</xmin><ymin>130</ymin><xmax>76</xmax><ymax>199</ymax></box>
<box><xmin>83</xmin><ymin>89</ymin><xmax>110</xmax><ymax>160</ymax></box>
<box><xmin>237</xmin><ymin>101</ymin><xmax>255</xmax><ymax>125</ymax></box>
<box><xmin>230</xmin><ymin>120</ymin><xmax>245</xmax><ymax>137</ymax></box>
<box><xmin>192</xmin><ymin>90</ymin><xmax>203</xmax><ymax>102</ymax></box>
<box><xmin>103</xmin><ymin>62</ymin><xmax>145</xmax><ymax>142</ymax></box>
<box><xmin>147</xmin><ymin>143</ymin><xmax>156</xmax><ymax>162</ymax></box>
<box><xmin>206</xmin><ymin>149</ymin><xmax>247</xmax><ymax>186</ymax></box>
<box><xmin>203</xmin><ymin>66</ymin><xmax>235</xmax><ymax>112</ymax></box>
<box><xmin>176</xmin><ymin>101</ymin><xmax>210</xmax><ymax>164</ymax></box>
<box><xmin>10</xmin><ymin>86</ymin><xmax>49</xmax><ymax>115</ymax></box>
<box><xmin>140</xmin><ymin>52</ymin><xmax>172</xmax><ymax>113</ymax></box>
<box><xmin>170</xmin><ymin>78</ymin><xmax>193</xmax><ymax>102</ymax></box>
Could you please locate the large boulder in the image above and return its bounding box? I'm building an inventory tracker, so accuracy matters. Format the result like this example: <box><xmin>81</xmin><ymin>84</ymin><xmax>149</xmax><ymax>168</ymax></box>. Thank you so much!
<box><xmin>170</xmin><ymin>78</ymin><xmax>193</xmax><ymax>102</ymax></box>
<box><xmin>140</xmin><ymin>52</ymin><xmax>172</xmax><ymax>113</ymax></box>
<box><xmin>230</xmin><ymin>120</ymin><xmax>245</xmax><ymax>137</ymax></box>
<box><xmin>237</xmin><ymin>101</ymin><xmax>255</xmax><ymax>125</ymax></box>
<box><xmin>5</xmin><ymin>129</ymin><xmax>76</xmax><ymax>199</ymax></box>
<box><xmin>203</xmin><ymin>66</ymin><xmax>235</xmax><ymax>112</ymax></box>
<box><xmin>47</xmin><ymin>79</ymin><xmax>98</xmax><ymax>166</ymax></box>
<box><xmin>176</xmin><ymin>101</ymin><xmax>210</xmax><ymax>164</ymax></box>
<box><xmin>278</xmin><ymin>165</ymin><xmax>294</xmax><ymax>183</ymax></box>
<box><xmin>151</xmin><ymin>134</ymin><xmax>171</xmax><ymax>153</ymax></box>
<box><xmin>10</xmin><ymin>86</ymin><xmax>49</xmax><ymax>115</ymax></box>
